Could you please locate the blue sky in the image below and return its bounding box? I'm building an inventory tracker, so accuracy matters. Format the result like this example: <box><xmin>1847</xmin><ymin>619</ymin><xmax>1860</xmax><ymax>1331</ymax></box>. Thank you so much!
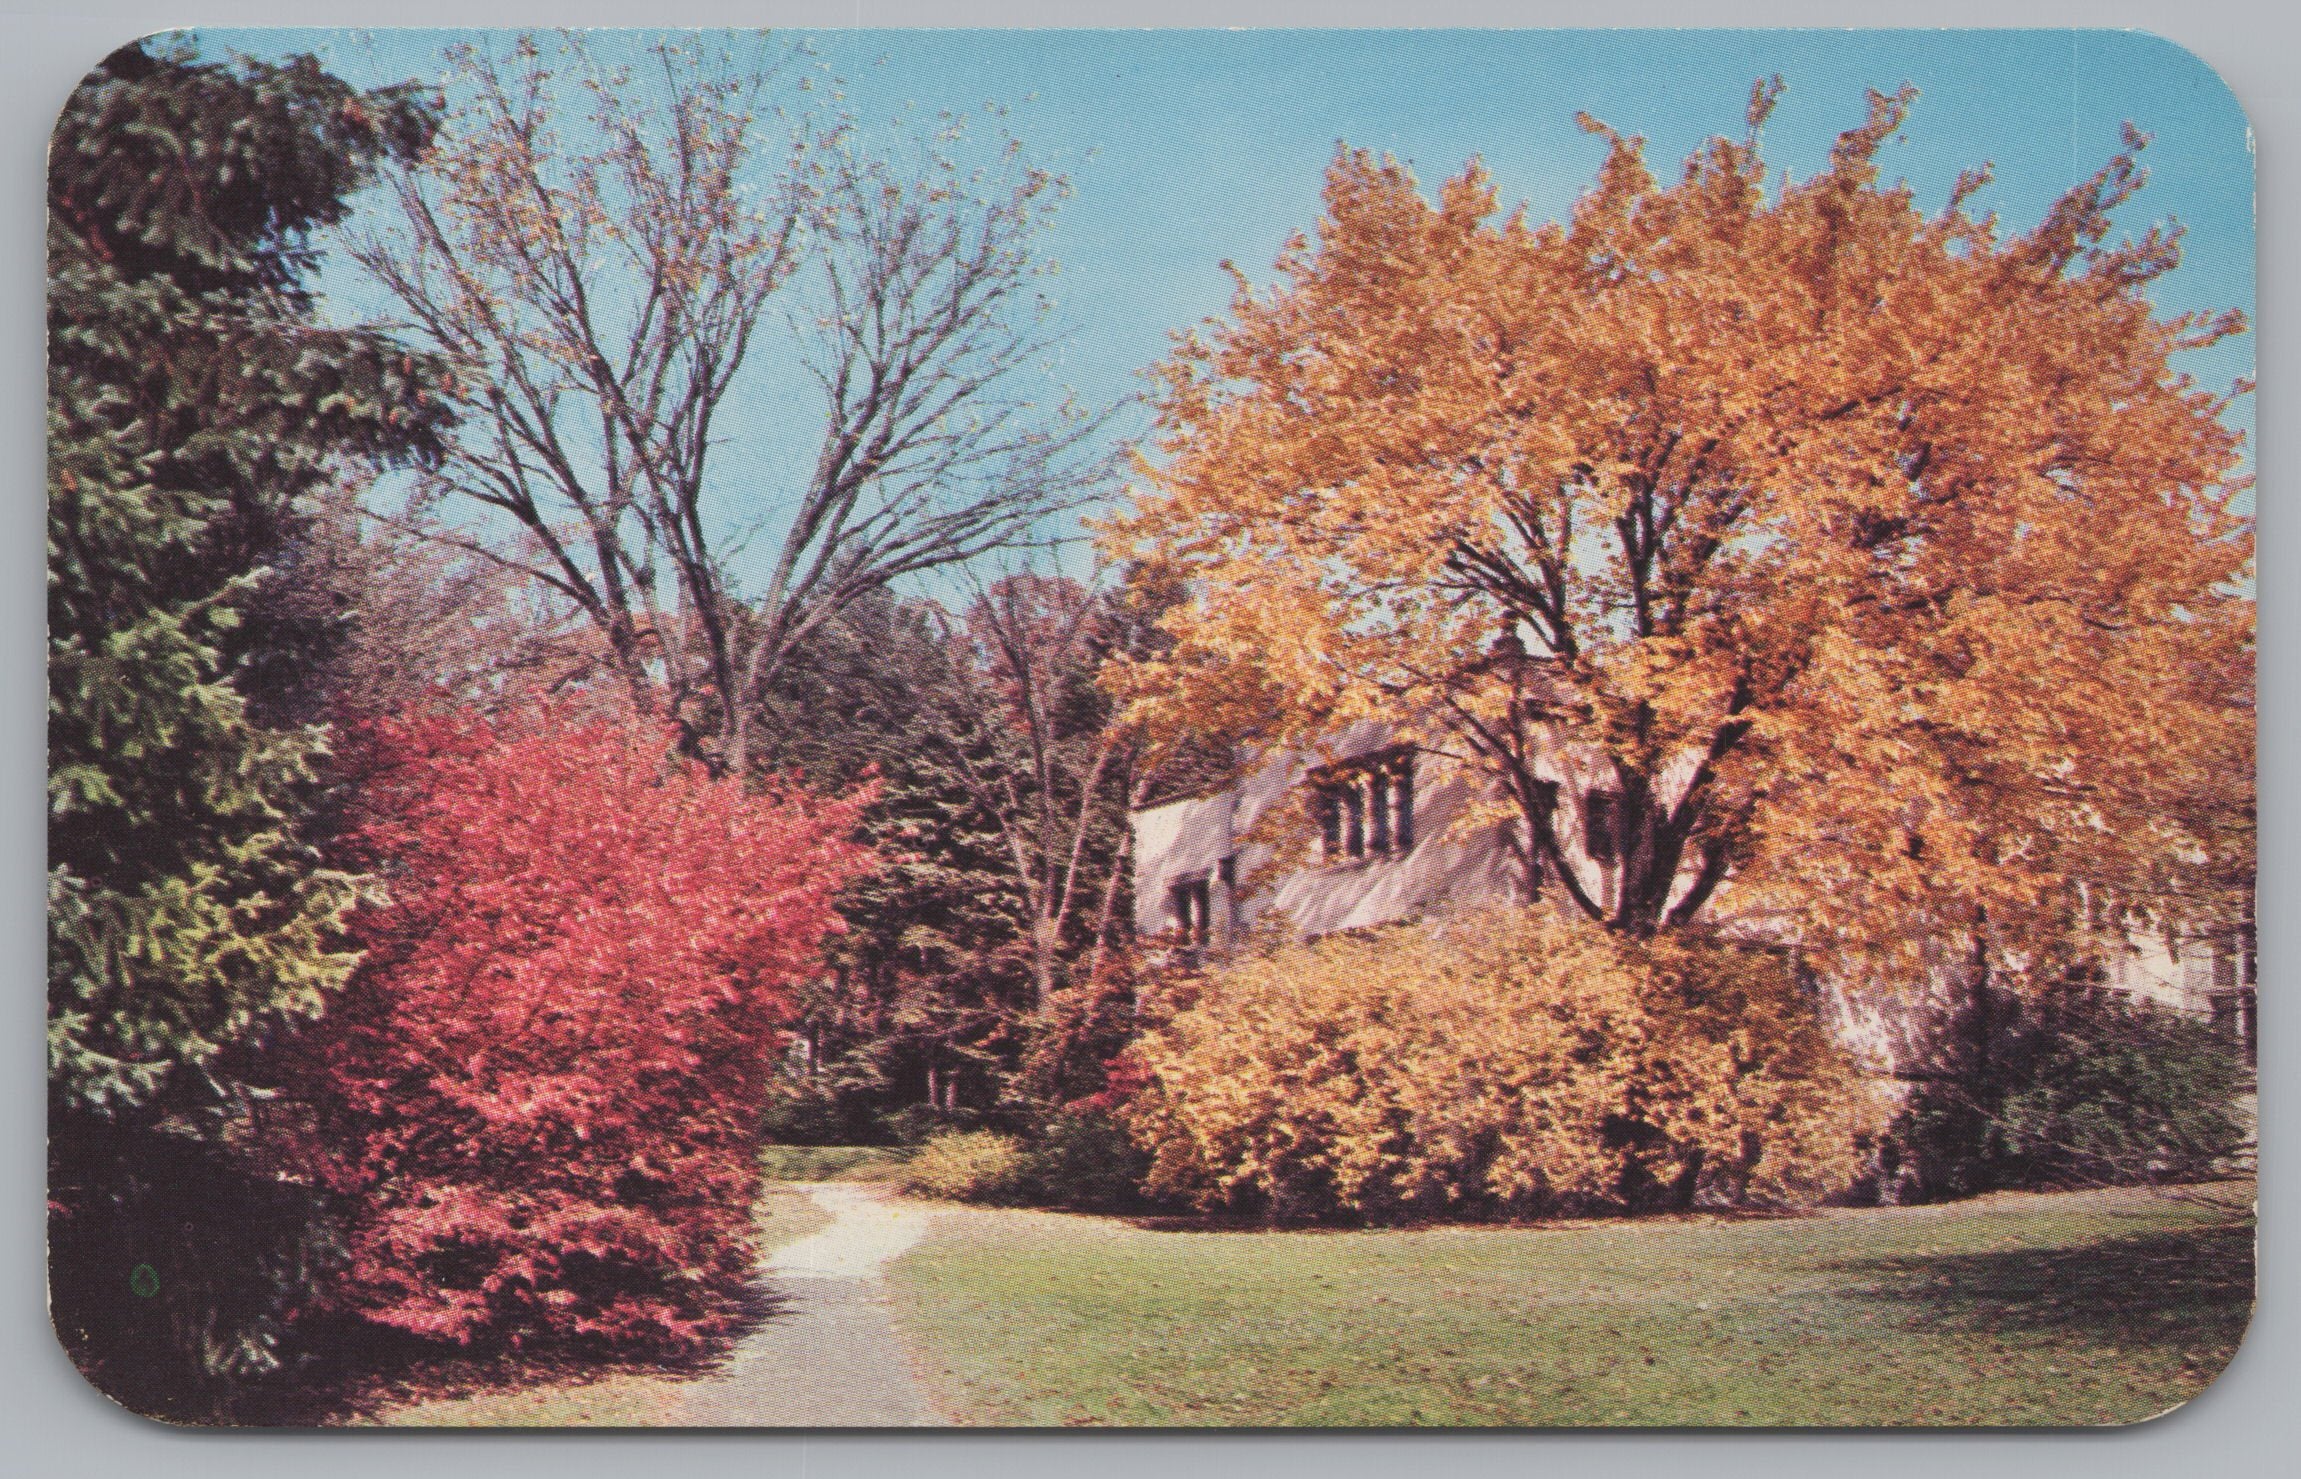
<box><xmin>185</xmin><ymin>27</ymin><xmax>2257</xmax><ymax>577</ymax></box>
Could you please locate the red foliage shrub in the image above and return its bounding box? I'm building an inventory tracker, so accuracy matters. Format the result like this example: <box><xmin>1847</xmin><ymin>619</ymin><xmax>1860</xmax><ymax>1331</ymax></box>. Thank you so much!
<box><xmin>292</xmin><ymin>705</ymin><xmax>872</xmax><ymax>1353</ymax></box>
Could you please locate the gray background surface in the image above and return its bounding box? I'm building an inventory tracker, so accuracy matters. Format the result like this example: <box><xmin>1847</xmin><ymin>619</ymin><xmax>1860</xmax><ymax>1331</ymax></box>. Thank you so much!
<box><xmin>5</xmin><ymin>2</ymin><xmax>2288</xmax><ymax>1475</ymax></box>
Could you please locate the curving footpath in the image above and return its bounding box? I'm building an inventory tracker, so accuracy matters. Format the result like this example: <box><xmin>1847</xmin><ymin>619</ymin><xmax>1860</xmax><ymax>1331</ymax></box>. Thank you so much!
<box><xmin>679</xmin><ymin>1183</ymin><xmax>942</xmax><ymax>1427</ymax></box>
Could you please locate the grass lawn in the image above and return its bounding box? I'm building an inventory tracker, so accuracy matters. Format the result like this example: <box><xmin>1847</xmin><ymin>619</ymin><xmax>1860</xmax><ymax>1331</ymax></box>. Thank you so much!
<box><xmin>885</xmin><ymin>1181</ymin><xmax>2255</xmax><ymax>1428</ymax></box>
<box><xmin>358</xmin><ymin>1177</ymin><xmax>839</xmax><ymax>1426</ymax></box>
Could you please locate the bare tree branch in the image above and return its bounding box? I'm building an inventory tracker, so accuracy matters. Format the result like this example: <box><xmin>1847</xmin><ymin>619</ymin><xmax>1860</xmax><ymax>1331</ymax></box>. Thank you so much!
<box><xmin>347</xmin><ymin>31</ymin><xmax>1116</xmax><ymax>770</ymax></box>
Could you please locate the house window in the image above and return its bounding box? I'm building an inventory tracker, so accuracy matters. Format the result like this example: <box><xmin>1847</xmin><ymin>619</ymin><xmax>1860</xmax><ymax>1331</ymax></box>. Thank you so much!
<box><xmin>1315</xmin><ymin>789</ymin><xmax>1343</xmax><ymax>858</ymax></box>
<box><xmin>1169</xmin><ymin>876</ymin><xmax>1212</xmax><ymax>946</ymax></box>
<box><xmin>1584</xmin><ymin>790</ymin><xmax>1620</xmax><ymax>864</ymax></box>
<box><xmin>1310</xmin><ymin>748</ymin><xmax>1418</xmax><ymax>863</ymax></box>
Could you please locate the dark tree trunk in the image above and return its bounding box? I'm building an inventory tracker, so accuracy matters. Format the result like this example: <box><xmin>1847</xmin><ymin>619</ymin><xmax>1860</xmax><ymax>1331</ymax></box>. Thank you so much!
<box><xmin>1967</xmin><ymin>927</ymin><xmax>1994</xmax><ymax>1087</ymax></box>
<box><xmin>1670</xmin><ymin>1145</ymin><xmax>1707</xmax><ymax>1210</ymax></box>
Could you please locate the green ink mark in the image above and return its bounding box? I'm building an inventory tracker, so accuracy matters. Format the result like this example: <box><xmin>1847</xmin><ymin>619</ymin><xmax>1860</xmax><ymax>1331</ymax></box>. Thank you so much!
<box><xmin>128</xmin><ymin>1264</ymin><xmax>159</xmax><ymax>1299</ymax></box>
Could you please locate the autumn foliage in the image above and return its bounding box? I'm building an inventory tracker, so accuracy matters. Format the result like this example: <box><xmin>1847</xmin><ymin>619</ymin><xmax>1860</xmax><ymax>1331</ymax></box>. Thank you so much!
<box><xmin>290</xmin><ymin>707</ymin><xmax>872</xmax><ymax>1352</ymax></box>
<box><xmin>1103</xmin><ymin>85</ymin><xmax>2253</xmax><ymax>978</ymax></box>
<box><xmin>1123</xmin><ymin>908</ymin><xmax>1874</xmax><ymax>1223</ymax></box>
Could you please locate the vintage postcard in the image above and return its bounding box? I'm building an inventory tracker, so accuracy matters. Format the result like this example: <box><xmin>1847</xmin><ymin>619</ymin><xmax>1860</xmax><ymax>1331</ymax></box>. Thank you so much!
<box><xmin>47</xmin><ymin>27</ymin><xmax>2254</xmax><ymax>1427</ymax></box>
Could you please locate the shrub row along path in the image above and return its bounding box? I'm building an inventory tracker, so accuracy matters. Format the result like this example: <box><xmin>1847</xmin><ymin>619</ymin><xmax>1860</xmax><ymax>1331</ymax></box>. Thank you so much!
<box><xmin>679</xmin><ymin>1182</ymin><xmax>944</xmax><ymax>1426</ymax></box>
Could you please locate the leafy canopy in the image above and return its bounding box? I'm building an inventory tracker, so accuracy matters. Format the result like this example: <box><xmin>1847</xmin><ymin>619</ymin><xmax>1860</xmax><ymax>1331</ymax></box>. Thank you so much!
<box><xmin>1104</xmin><ymin>84</ymin><xmax>2252</xmax><ymax>969</ymax></box>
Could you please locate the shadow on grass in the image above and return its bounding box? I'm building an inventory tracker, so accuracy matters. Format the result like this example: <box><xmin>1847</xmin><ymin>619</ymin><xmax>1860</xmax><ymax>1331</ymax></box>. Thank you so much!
<box><xmin>1828</xmin><ymin>1218</ymin><xmax>2255</xmax><ymax>1347</ymax></box>
<box><xmin>1113</xmin><ymin>1205</ymin><xmax>1813</xmax><ymax>1236</ymax></box>
<box><xmin>236</xmin><ymin>1275</ymin><xmax>799</xmax><ymax>1426</ymax></box>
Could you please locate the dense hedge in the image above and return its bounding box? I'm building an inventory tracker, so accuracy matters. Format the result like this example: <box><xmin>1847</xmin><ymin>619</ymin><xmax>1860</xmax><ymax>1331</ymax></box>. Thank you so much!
<box><xmin>901</xmin><ymin>1131</ymin><xmax>1031</xmax><ymax>1202</ymax></box>
<box><xmin>897</xmin><ymin>1113</ymin><xmax>1155</xmax><ymax>1211</ymax></box>
<box><xmin>288</xmin><ymin>708</ymin><xmax>872</xmax><ymax>1353</ymax></box>
<box><xmin>1895</xmin><ymin>985</ymin><xmax>2253</xmax><ymax>1198</ymax></box>
<box><xmin>1122</xmin><ymin>908</ymin><xmax>1875</xmax><ymax>1222</ymax></box>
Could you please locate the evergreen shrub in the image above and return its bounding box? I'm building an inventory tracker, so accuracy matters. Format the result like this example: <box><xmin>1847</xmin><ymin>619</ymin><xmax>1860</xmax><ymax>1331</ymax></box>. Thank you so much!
<box><xmin>45</xmin><ymin>37</ymin><xmax>449</xmax><ymax>1418</ymax></box>
<box><xmin>1020</xmin><ymin>1110</ymin><xmax>1154</xmax><ymax>1212</ymax></box>
<box><xmin>1895</xmin><ymin>987</ymin><xmax>2252</xmax><ymax>1197</ymax></box>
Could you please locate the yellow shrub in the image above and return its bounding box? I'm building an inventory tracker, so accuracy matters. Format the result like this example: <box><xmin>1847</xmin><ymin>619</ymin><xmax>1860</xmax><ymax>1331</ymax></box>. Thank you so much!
<box><xmin>900</xmin><ymin>1130</ymin><xmax>1029</xmax><ymax>1203</ymax></box>
<box><xmin>1123</xmin><ymin>908</ymin><xmax>1877</xmax><ymax>1221</ymax></box>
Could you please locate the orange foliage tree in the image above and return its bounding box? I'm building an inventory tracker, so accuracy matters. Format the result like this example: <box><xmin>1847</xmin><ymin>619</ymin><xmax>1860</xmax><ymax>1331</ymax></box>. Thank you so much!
<box><xmin>1102</xmin><ymin>84</ymin><xmax>2253</xmax><ymax>979</ymax></box>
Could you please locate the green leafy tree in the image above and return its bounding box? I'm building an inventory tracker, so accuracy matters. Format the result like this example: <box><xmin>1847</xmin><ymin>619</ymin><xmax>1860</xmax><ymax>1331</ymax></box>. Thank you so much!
<box><xmin>754</xmin><ymin>592</ymin><xmax>1038</xmax><ymax>1139</ymax></box>
<box><xmin>754</xmin><ymin>580</ymin><xmax>1210</xmax><ymax>1141</ymax></box>
<box><xmin>46</xmin><ymin>37</ymin><xmax>451</xmax><ymax>1414</ymax></box>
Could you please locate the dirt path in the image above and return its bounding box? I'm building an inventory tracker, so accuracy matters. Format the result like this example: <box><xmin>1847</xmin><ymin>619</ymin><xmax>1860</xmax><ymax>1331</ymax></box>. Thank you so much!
<box><xmin>678</xmin><ymin>1182</ymin><xmax>943</xmax><ymax>1427</ymax></box>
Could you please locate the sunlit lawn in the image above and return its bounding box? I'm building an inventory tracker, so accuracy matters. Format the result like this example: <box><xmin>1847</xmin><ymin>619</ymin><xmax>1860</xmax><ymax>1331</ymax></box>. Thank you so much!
<box><xmin>886</xmin><ymin>1181</ymin><xmax>2254</xmax><ymax>1428</ymax></box>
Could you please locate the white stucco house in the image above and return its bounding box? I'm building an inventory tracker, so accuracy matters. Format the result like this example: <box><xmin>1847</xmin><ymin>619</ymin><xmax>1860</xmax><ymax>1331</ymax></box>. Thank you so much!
<box><xmin>1131</xmin><ymin>727</ymin><xmax>2258</xmax><ymax>1082</ymax></box>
